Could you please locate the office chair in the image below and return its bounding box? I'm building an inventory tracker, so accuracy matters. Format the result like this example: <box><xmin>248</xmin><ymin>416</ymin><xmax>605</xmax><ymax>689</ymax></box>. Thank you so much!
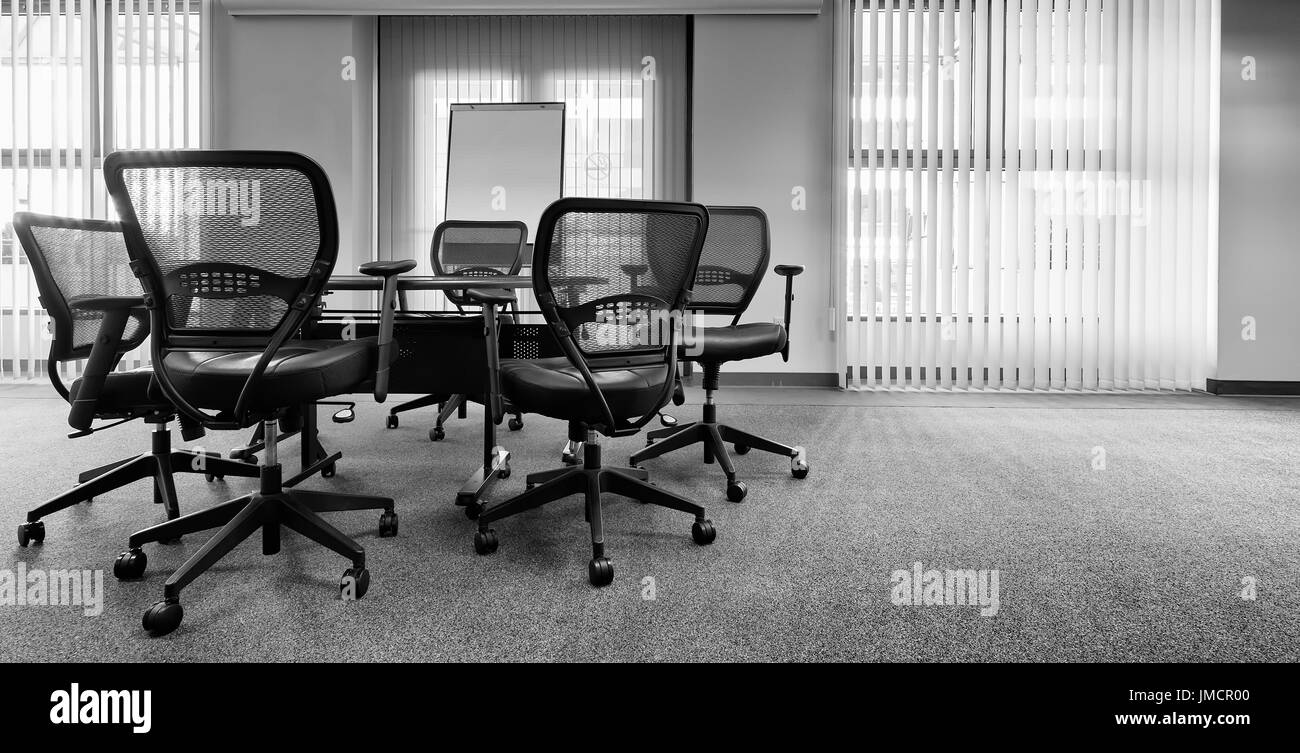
<box><xmin>475</xmin><ymin>198</ymin><xmax>717</xmax><ymax>586</ymax></box>
<box><xmin>13</xmin><ymin>209</ymin><xmax>258</xmax><ymax>551</ymax></box>
<box><xmin>629</xmin><ymin>206</ymin><xmax>809</xmax><ymax>502</ymax></box>
<box><xmin>103</xmin><ymin>150</ymin><xmax>399</xmax><ymax>636</ymax></box>
<box><xmin>384</xmin><ymin>220</ymin><xmax>527</xmax><ymax>440</ymax></box>
<box><xmin>12</xmin><ymin>212</ymin><xmax>259</xmax><ymax>549</ymax></box>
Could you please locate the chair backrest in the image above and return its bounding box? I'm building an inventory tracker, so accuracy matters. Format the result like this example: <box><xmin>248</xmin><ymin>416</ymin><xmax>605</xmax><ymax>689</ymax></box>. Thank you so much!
<box><xmin>12</xmin><ymin>212</ymin><xmax>149</xmax><ymax>366</ymax></box>
<box><xmin>689</xmin><ymin>205</ymin><xmax>770</xmax><ymax>317</ymax></box>
<box><xmin>102</xmin><ymin>150</ymin><xmax>338</xmax><ymax>345</ymax></box>
<box><xmin>429</xmin><ymin>220</ymin><xmax>527</xmax><ymax>307</ymax></box>
<box><xmin>533</xmin><ymin>198</ymin><xmax>708</xmax><ymax>368</ymax></box>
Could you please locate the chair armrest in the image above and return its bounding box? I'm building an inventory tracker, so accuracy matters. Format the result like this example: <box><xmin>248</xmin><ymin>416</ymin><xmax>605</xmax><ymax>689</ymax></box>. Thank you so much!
<box><xmin>363</xmin><ymin>261</ymin><xmax>417</xmax><ymax>403</ymax></box>
<box><xmin>358</xmin><ymin>259</ymin><xmax>417</xmax><ymax>277</ymax></box>
<box><xmin>67</xmin><ymin>306</ymin><xmax>136</xmax><ymax>432</ymax></box>
<box><xmin>774</xmin><ymin>264</ymin><xmax>804</xmax><ymax>362</ymax></box>
<box><xmin>467</xmin><ymin>288</ymin><xmax>518</xmax><ymax>424</ymax></box>
<box><xmin>69</xmin><ymin>295</ymin><xmax>145</xmax><ymax>311</ymax></box>
<box><xmin>465</xmin><ymin>288</ymin><xmax>517</xmax><ymax>307</ymax></box>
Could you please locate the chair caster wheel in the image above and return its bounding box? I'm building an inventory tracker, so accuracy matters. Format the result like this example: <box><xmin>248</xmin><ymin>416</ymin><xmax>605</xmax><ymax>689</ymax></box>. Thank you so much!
<box><xmin>734</xmin><ymin>443</ymin><xmax>751</xmax><ymax>455</ymax></box>
<box><xmin>143</xmin><ymin>600</ymin><xmax>183</xmax><ymax>636</ymax></box>
<box><xmin>692</xmin><ymin>519</ymin><xmax>717</xmax><ymax>545</ymax></box>
<box><xmin>726</xmin><ymin>481</ymin><xmax>748</xmax><ymax>503</ymax></box>
<box><xmin>85</xmin><ymin>498</ymin><xmax>94</xmax><ymax>504</ymax></box>
<box><xmin>429</xmin><ymin>427</ymin><xmax>445</xmax><ymax>441</ymax></box>
<box><xmin>497</xmin><ymin>464</ymin><xmax>511</xmax><ymax>480</ymax></box>
<box><xmin>114</xmin><ymin>549</ymin><xmax>147</xmax><ymax>580</ymax></box>
<box><xmin>790</xmin><ymin>446</ymin><xmax>809</xmax><ymax>479</ymax></box>
<box><xmin>474</xmin><ymin>529</ymin><xmax>499</xmax><ymax>555</ymax></box>
<box><xmin>204</xmin><ymin>472</ymin><xmax>224</xmax><ymax>482</ymax></box>
<box><xmin>17</xmin><ymin>521</ymin><xmax>45</xmax><ymax>547</ymax></box>
<box><xmin>588</xmin><ymin>556</ymin><xmax>614</xmax><ymax>586</ymax></box>
<box><xmin>508</xmin><ymin>417</ymin><xmax>523</xmax><ymax>431</ymax></box>
<box><xmin>321</xmin><ymin>463</ymin><xmax>336</xmax><ymax>479</ymax></box>
<box><xmin>340</xmin><ymin>567</ymin><xmax>370</xmax><ymax>600</ymax></box>
<box><xmin>378</xmin><ymin>510</ymin><xmax>398</xmax><ymax>538</ymax></box>
<box><xmin>386</xmin><ymin>415</ymin><xmax>399</xmax><ymax>429</ymax></box>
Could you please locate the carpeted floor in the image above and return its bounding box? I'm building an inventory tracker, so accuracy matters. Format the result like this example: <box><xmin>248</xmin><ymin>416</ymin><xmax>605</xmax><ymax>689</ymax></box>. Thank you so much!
<box><xmin>1</xmin><ymin>384</ymin><xmax>1297</xmax><ymax>662</ymax></box>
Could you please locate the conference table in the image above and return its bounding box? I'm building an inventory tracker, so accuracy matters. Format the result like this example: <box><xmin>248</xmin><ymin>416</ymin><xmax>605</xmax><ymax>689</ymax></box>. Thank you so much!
<box><xmin>317</xmin><ymin>273</ymin><xmax>538</xmax><ymax>516</ymax></box>
<box><xmin>245</xmin><ymin>271</ymin><xmax>611</xmax><ymax>515</ymax></box>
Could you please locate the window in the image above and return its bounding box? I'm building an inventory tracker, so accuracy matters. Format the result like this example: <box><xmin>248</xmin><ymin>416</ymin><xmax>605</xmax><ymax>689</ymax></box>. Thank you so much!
<box><xmin>838</xmin><ymin>0</ymin><xmax>1219</xmax><ymax>391</ymax></box>
<box><xmin>1</xmin><ymin>0</ymin><xmax>202</xmax><ymax>379</ymax></box>
<box><xmin>377</xmin><ymin>15</ymin><xmax>688</xmax><ymax>277</ymax></box>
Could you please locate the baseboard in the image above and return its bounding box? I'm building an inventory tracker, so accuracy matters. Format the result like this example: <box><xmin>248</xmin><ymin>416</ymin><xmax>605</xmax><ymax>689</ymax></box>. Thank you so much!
<box><xmin>1205</xmin><ymin>379</ymin><xmax>1300</xmax><ymax>396</ymax></box>
<box><xmin>681</xmin><ymin>372</ymin><xmax>838</xmax><ymax>388</ymax></box>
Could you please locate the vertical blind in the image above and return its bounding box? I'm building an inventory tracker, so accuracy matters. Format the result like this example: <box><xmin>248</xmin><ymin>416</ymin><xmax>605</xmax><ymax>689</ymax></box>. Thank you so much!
<box><xmin>378</xmin><ymin>14</ymin><xmax>688</xmax><ymax>311</ymax></box>
<box><xmin>1</xmin><ymin>0</ymin><xmax>202</xmax><ymax>380</ymax></box>
<box><xmin>836</xmin><ymin>0</ymin><xmax>1220</xmax><ymax>391</ymax></box>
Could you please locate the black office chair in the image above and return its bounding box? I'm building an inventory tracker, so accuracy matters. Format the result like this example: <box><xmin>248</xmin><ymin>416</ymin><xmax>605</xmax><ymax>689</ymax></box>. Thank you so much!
<box><xmin>629</xmin><ymin>206</ymin><xmax>809</xmax><ymax>502</ymax></box>
<box><xmin>384</xmin><ymin>220</ymin><xmax>527</xmax><ymax>440</ymax></box>
<box><xmin>102</xmin><ymin>149</ymin><xmax>398</xmax><ymax>636</ymax></box>
<box><xmin>475</xmin><ymin>198</ymin><xmax>717</xmax><ymax>587</ymax></box>
<box><xmin>12</xmin><ymin>213</ymin><xmax>258</xmax><ymax>548</ymax></box>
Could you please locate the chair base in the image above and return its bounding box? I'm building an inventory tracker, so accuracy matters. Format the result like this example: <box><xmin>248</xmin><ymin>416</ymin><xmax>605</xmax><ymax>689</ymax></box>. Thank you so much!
<box><xmin>475</xmin><ymin>439</ymin><xmax>715</xmax><ymax>586</ymax></box>
<box><xmin>386</xmin><ymin>392</ymin><xmax>523</xmax><ymax>441</ymax></box>
<box><xmin>18</xmin><ymin>424</ymin><xmax>259</xmax><ymax>547</ymax></box>
<box><xmin>628</xmin><ymin>402</ymin><xmax>808</xmax><ymax>502</ymax></box>
<box><xmin>119</xmin><ymin>462</ymin><xmax>396</xmax><ymax>636</ymax></box>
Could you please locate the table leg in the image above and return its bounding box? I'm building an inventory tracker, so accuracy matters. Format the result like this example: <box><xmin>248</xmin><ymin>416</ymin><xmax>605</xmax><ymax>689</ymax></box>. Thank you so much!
<box><xmin>454</xmin><ymin>304</ymin><xmax>512</xmax><ymax>517</ymax></box>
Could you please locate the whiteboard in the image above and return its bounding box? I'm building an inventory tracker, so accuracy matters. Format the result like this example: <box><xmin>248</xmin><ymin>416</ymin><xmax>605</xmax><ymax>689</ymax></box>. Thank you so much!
<box><xmin>445</xmin><ymin>102</ymin><xmax>565</xmax><ymax>245</ymax></box>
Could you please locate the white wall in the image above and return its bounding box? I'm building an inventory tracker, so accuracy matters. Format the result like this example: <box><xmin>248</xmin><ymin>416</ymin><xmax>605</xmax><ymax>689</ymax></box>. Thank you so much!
<box><xmin>208</xmin><ymin>4</ymin><xmax>375</xmax><ymax>288</ymax></box>
<box><xmin>691</xmin><ymin>12</ymin><xmax>836</xmax><ymax>378</ymax></box>
<box><xmin>207</xmin><ymin>6</ymin><xmax>840</xmax><ymax>380</ymax></box>
<box><xmin>1216</xmin><ymin>0</ymin><xmax>1300</xmax><ymax>383</ymax></box>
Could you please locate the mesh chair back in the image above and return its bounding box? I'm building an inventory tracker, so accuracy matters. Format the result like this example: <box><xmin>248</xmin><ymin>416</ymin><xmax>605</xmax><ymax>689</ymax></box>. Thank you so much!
<box><xmin>689</xmin><ymin>206</ymin><xmax>771</xmax><ymax>316</ymax></box>
<box><xmin>12</xmin><ymin>213</ymin><xmax>148</xmax><ymax>363</ymax></box>
<box><xmin>103</xmin><ymin>151</ymin><xmax>338</xmax><ymax>340</ymax></box>
<box><xmin>430</xmin><ymin>220</ymin><xmax>527</xmax><ymax>307</ymax></box>
<box><xmin>534</xmin><ymin>198</ymin><xmax>707</xmax><ymax>363</ymax></box>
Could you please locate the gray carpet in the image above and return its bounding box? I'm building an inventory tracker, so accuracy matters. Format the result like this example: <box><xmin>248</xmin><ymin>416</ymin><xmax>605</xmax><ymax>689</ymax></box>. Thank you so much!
<box><xmin>0</xmin><ymin>384</ymin><xmax>1297</xmax><ymax>662</ymax></box>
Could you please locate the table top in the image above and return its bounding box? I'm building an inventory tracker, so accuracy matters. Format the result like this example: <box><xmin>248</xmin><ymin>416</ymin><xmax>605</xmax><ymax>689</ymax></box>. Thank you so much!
<box><xmin>326</xmin><ymin>273</ymin><xmax>610</xmax><ymax>292</ymax></box>
<box><xmin>326</xmin><ymin>274</ymin><xmax>534</xmax><ymax>292</ymax></box>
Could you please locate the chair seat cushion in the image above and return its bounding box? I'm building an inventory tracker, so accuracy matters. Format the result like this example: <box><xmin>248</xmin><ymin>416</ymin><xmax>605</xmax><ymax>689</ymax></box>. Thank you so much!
<box><xmin>68</xmin><ymin>368</ymin><xmax>166</xmax><ymax>417</ymax></box>
<box><xmin>162</xmin><ymin>337</ymin><xmax>379</xmax><ymax>413</ymax></box>
<box><xmin>687</xmin><ymin>323</ymin><xmax>787</xmax><ymax>364</ymax></box>
<box><xmin>500</xmin><ymin>357</ymin><xmax>671</xmax><ymax>425</ymax></box>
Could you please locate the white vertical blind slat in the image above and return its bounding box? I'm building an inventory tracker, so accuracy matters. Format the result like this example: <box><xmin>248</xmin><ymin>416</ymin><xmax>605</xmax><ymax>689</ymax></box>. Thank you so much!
<box><xmin>953</xmin><ymin>0</ymin><xmax>972</xmax><ymax>389</ymax></box>
<box><xmin>907</xmin><ymin>0</ymin><xmax>922</xmax><ymax>389</ymax></box>
<box><xmin>986</xmin><ymin>0</ymin><xmax>1004</xmax><ymax>389</ymax></box>
<box><xmin>922</xmin><ymin>1</ymin><xmax>939</xmax><ymax>387</ymax></box>
<box><xmin>937</xmin><ymin>0</ymin><xmax>954</xmax><ymax>389</ymax></box>
<box><xmin>864</xmin><ymin>0</ymin><xmax>879</xmax><ymax>388</ymax></box>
